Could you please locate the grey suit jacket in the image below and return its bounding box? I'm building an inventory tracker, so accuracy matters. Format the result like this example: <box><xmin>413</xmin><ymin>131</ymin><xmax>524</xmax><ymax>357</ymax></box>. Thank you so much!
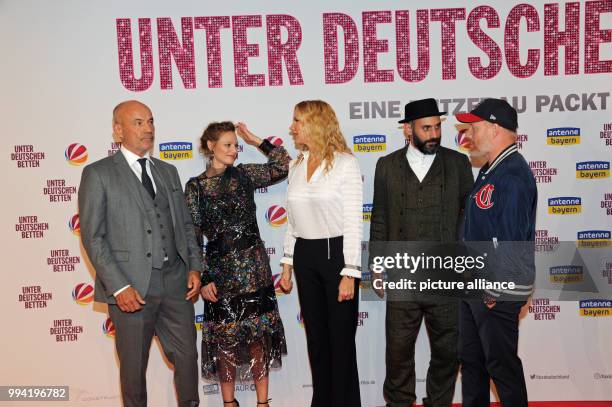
<box><xmin>78</xmin><ymin>151</ymin><xmax>203</xmax><ymax>304</ymax></box>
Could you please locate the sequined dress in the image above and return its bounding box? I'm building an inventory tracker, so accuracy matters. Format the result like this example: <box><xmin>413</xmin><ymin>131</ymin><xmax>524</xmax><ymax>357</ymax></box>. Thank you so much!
<box><xmin>184</xmin><ymin>140</ymin><xmax>289</xmax><ymax>382</ymax></box>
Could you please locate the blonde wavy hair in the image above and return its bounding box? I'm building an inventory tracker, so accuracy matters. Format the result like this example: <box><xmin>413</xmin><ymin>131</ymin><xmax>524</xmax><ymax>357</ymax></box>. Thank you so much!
<box><xmin>293</xmin><ymin>100</ymin><xmax>351</xmax><ymax>172</ymax></box>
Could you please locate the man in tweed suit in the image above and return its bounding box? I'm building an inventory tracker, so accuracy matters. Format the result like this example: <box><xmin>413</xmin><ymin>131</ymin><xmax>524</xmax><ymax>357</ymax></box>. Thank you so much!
<box><xmin>370</xmin><ymin>98</ymin><xmax>474</xmax><ymax>407</ymax></box>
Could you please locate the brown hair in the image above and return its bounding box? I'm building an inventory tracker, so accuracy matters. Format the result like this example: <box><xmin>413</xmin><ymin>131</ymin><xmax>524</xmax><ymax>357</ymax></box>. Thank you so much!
<box><xmin>293</xmin><ymin>100</ymin><xmax>351</xmax><ymax>172</ymax></box>
<box><xmin>200</xmin><ymin>121</ymin><xmax>235</xmax><ymax>158</ymax></box>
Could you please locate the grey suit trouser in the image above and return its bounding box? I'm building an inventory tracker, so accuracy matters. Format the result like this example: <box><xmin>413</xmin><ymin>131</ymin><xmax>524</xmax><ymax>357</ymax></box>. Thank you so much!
<box><xmin>109</xmin><ymin>258</ymin><xmax>199</xmax><ymax>407</ymax></box>
<box><xmin>384</xmin><ymin>298</ymin><xmax>459</xmax><ymax>407</ymax></box>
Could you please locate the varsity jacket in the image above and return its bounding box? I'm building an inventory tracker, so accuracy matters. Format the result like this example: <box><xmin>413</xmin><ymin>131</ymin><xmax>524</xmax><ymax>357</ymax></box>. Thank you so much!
<box><xmin>463</xmin><ymin>144</ymin><xmax>537</xmax><ymax>300</ymax></box>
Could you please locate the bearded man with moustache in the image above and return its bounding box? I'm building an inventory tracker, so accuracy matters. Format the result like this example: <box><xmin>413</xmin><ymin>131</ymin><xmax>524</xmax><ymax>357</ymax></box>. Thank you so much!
<box><xmin>369</xmin><ymin>98</ymin><xmax>474</xmax><ymax>407</ymax></box>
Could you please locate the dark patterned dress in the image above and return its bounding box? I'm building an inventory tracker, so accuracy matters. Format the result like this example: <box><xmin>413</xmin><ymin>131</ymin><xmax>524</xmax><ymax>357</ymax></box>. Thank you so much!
<box><xmin>184</xmin><ymin>140</ymin><xmax>289</xmax><ymax>382</ymax></box>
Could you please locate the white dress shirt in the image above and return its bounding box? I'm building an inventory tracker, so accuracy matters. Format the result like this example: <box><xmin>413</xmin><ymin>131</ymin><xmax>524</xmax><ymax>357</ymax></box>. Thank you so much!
<box><xmin>120</xmin><ymin>145</ymin><xmax>157</xmax><ymax>192</ymax></box>
<box><xmin>280</xmin><ymin>151</ymin><xmax>363</xmax><ymax>278</ymax></box>
<box><xmin>113</xmin><ymin>146</ymin><xmax>157</xmax><ymax>297</ymax></box>
<box><xmin>406</xmin><ymin>142</ymin><xmax>436</xmax><ymax>182</ymax></box>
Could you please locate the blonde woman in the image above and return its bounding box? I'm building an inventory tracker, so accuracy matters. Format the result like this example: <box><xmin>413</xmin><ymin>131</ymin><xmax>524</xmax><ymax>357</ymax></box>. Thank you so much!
<box><xmin>279</xmin><ymin>100</ymin><xmax>363</xmax><ymax>407</ymax></box>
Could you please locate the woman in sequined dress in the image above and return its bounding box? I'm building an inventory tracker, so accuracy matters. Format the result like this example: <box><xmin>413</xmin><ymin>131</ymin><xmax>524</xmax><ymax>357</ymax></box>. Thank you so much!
<box><xmin>185</xmin><ymin>121</ymin><xmax>290</xmax><ymax>407</ymax></box>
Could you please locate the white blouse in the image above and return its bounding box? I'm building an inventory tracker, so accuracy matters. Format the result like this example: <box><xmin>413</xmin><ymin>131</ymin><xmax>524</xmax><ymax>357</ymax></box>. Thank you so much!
<box><xmin>280</xmin><ymin>151</ymin><xmax>363</xmax><ymax>278</ymax></box>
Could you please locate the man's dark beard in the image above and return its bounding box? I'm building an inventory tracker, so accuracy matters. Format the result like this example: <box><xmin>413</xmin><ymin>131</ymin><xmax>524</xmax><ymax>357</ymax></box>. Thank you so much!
<box><xmin>412</xmin><ymin>133</ymin><xmax>441</xmax><ymax>155</ymax></box>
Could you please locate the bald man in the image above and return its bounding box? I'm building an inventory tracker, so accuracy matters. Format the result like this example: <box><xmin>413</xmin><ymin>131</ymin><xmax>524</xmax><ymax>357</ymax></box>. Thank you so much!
<box><xmin>79</xmin><ymin>101</ymin><xmax>202</xmax><ymax>407</ymax></box>
<box><xmin>456</xmin><ymin>98</ymin><xmax>536</xmax><ymax>407</ymax></box>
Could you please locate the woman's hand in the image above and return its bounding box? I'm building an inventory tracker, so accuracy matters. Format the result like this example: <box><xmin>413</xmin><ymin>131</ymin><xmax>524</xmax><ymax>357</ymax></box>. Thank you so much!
<box><xmin>338</xmin><ymin>276</ymin><xmax>355</xmax><ymax>302</ymax></box>
<box><xmin>200</xmin><ymin>282</ymin><xmax>218</xmax><ymax>302</ymax></box>
<box><xmin>279</xmin><ymin>263</ymin><xmax>293</xmax><ymax>294</ymax></box>
<box><xmin>235</xmin><ymin>122</ymin><xmax>262</xmax><ymax>147</ymax></box>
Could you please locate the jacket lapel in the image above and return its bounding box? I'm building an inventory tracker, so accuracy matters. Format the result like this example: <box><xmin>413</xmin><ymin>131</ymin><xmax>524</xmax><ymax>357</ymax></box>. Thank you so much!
<box><xmin>396</xmin><ymin>145</ymin><xmax>419</xmax><ymax>182</ymax></box>
<box><xmin>420</xmin><ymin>152</ymin><xmax>442</xmax><ymax>184</ymax></box>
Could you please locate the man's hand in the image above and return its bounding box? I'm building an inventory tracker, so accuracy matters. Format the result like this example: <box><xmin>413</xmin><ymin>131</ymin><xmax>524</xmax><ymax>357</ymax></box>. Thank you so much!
<box><xmin>279</xmin><ymin>263</ymin><xmax>293</xmax><ymax>294</ymax></box>
<box><xmin>338</xmin><ymin>276</ymin><xmax>355</xmax><ymax>302</ymax></box>
<box><xmin>201</xmin><ymin>282</ymin><xmax>218</xmax><ymax>302</ymax></box>
<box><xmin>116</xmin><ymin>287</ymin><xmax>146</xmax><ymax>312</ymax></box>
<box><xmin>186</xmin><ymin>271</ymin><xmax>201</xmax><ymax>302</ymax></box>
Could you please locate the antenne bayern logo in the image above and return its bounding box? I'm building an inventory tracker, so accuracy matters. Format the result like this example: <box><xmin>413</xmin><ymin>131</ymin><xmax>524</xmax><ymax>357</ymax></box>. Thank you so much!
<box><xmin>353</xmin><ymin>135</ymin><xmax>386</xmax><ymax>153</ymax></box>
<box><xmin>548</xmin><ymin>197</ymin><xmax>582</xmax><ymax>215</ymax></box>
<box><xmin>579</xmin><ymin>299</ymin><xmax>612</xmax><ymax>317</ymax></box>
<box><xmin>65</xmin><ymin>143</ymin><xmax>88</xmax><ymax>165</ymax></box>
<box><xmin>549</xmin><ymin>266</ymin><xmax>583</xmax><ymax>283</ymax></box>
<box><xmin>547</xmin><ymin>127</ymin><xmax>581</xmax><ymax>146</ymax></box>
<box><xmin>72</xmin><ymin>283</ymin><xmax>94</xmax><ymax>305</ymax></box>
<box><xmin>363</xmin><ymin>204</ymin><xmax>373</xmax><ymax>222</ymax></box>
<box><xmin>577</xmin><ymin>230</ymin><xmax>611</xmax><ymax>248</ymax></box>
<box><xmin>576</xmin><ymin>161</ymin><xmax>610</xmax><ymax>179</ymax></box>
<box><xmin>266</xmin><ymin>205</ymin><xmax>287</xmax><ymax>227</ymax></box>
<box><xmin>159</xmin><ymin>142</ymin><xmax>193</xmax><ymax>160</ymax></box>
<box><xmin>474</xmin><ymin>184</ymin><xmax>494</xmax><ymax>209</ymax></box>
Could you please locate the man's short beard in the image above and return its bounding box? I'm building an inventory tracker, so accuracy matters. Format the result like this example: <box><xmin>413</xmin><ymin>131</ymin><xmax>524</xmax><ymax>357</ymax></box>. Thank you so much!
<box><xmin>412</xmin><ymin>133</ymin><xmax>441</xmax><ymax>155</ymax></box>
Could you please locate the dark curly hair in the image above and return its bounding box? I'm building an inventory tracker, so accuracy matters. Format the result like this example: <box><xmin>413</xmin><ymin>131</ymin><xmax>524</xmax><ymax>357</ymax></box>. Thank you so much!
<box><xmin>200</xmin><ymin>121</ymin><xmax>235</xmax><ymax>158</ymax></box>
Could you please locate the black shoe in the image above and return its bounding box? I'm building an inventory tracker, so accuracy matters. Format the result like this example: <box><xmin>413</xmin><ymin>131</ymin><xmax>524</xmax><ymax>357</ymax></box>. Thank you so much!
<box><xmin>223</xmin><ymin>399</ymin><xmax>239</xmax><ymax>407</ymax></box>
<box><xmin>257</xmin><ymin>398</ymin><xmax>271</xmax><ymax>406</ymax></box>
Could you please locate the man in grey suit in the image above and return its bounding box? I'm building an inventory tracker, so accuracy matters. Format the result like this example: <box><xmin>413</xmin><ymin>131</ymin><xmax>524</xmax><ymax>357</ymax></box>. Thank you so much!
<box><xmin>79</xmin><ymin>100</ymin><xmax>202</xmax><ymax>407</ymax></box>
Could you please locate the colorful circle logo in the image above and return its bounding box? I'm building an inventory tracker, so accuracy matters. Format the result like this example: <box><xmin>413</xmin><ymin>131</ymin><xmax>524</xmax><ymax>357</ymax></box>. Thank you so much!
<box><xmin>65</xmin><ymin>143</ymin><xmax>88</xmax><ymax>165</ymax></box>
<box><xmin>455</xmin><ymin>130</ymin><xmax>470</xmax><ymax>152</ymax></box>
<box><xmin>72</xmin><ymin>283</ymin><xmax>94</xmax><ymax>305</ymax></box>
<box><xmin>102</xmin><ymin>317</ymin><xmax>115</xmax><ymax>338</ymax></box>
<box><xmin>265</xmin><ymin>136</ymin><xmax>284</xmax><ymax>146</ymax></box>
<box><xmin>272</xmin><ymin>273</ymin><xmax>286</xmax><ymax>296</ymax></box>
<box><xmin>69</xmin><ymin>214</ymin><xmax>80</xmax><ymax>235</ymax></box>
<box><xmin>265</xmin><ymin>205</ymin><xmax>287</xmax><ymax>227</ymax></box>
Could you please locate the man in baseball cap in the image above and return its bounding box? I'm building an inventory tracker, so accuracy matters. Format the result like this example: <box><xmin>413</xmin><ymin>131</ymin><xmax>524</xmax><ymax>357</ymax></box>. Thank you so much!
<box><xmin>455</xmin><ymin>98</ymin><xmax>536</xmax><ymax>407</ymax></box>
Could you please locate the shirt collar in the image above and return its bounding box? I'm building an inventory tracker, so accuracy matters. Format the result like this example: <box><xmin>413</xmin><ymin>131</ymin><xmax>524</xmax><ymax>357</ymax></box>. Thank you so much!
<box><xmin>484</xmin><ymin>143</ymin><xmax>518</xmax><ymax>175</ymax></box>
<box><xmin>406</xmin><ymin>141</ymin><xmax>436</xmax><ymax>164</ymax></box>
<box><xmin>121</xmin><ymin>145</ymin><xmax>154</xmax><ymax>167</ymax></box>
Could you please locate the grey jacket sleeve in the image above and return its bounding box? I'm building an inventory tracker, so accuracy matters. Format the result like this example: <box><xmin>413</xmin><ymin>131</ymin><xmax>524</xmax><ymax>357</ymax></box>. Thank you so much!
<box><xmin>78</xmin><ymin>165</ymin><xmax>130</xmax><ymax>296</ymax></box>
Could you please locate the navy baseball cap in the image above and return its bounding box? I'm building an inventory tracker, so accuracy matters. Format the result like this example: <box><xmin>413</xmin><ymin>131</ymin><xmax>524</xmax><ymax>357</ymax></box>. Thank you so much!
<box><xmin>455</xmin><ymin>98</ymin><xmax>518</xmax><ymax>131</ymax></box>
